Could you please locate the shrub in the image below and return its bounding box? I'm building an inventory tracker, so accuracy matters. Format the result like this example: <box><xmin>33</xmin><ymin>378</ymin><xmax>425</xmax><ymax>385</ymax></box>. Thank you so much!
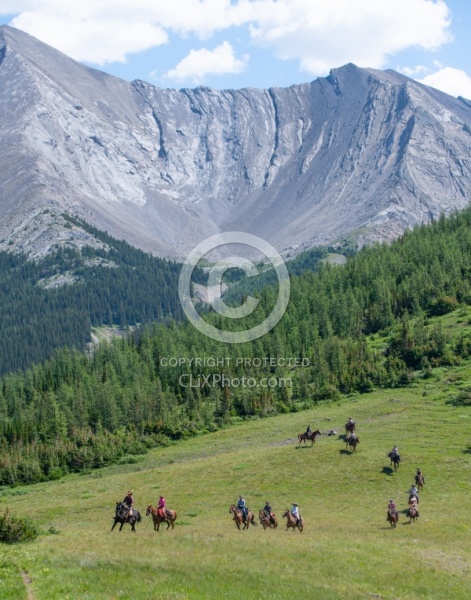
<box><xmin>0</xmin><ymin>509</ymin><xmax>39</xmax><ymax>543</ymax></box>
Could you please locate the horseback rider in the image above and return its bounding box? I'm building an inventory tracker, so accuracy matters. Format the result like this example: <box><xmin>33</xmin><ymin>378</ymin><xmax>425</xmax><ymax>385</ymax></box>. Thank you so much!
<box><xmin>158</xmin><ymin>495</ymin><xmax>166</xmax><ymax>518</ymax></box>
<box><xmin>305</xmin><ymin>425</ymin><xmax>312</xmax><ymax>435</ymax></box>
<box><xmin>415</xmin><ymin>468</ymin><xmax>425</xmax><ymax>484</ymax></box>
<box><xmin>237</xmin><ymin>495</ymin><xmax>248</xmax><ymax>521</ymax></box>
<box><xmin>387</xmin><ymin>498</ymin><xmax>398</xmax><ymax>520</ymax></box>
<box><xmin>350</xmin><ymin>430</ymin><xmax>357</xmax><ymax>440</ymax></box>
<box><xmin>263</xmin><ymin>500</ymin><xmax>274</xmax><ymax>524</ymax></box>
<box><xmin>291</xmin><ymin>503</ymin><xmax>301</xmax><ymax>527</ymax></box>
<box><xmin>389</xmin><ymin>445</ymin><xmax>400</xmax><ymax>462</ymax></box>
<box><xmin>123</xmin><ymin>490</ymin><xmax>134</xmax><ymax>519</ymax></box>
<box><xmin>348</xmin><ymin>417</ymin><xmax>355</xmax><ymax>425</ymax></box>
<box><xmin>408</xmin><ymin>494</ymin><xmax>420</xmax><ymax>518</ymax></box>
<box><xmin>408</xmin><ymin>485</ymin><xmax>419</xmax><ymax>504</ymax></box>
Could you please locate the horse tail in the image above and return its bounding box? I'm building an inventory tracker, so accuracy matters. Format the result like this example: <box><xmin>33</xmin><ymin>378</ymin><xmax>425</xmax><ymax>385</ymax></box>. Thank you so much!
<box><xmin>136</xmin><ymin>511</ymin><xmax>142</xmax><ymax>522</ymax></box>
<box><xmin>251</xmin><ymin>514</ymin><xmax>258</xmax><ymax>526</ymax></box>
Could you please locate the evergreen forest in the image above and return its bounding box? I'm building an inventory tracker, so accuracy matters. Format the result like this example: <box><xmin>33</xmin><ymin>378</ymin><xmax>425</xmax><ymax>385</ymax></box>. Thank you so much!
<box><xmin>0</xmin><ymin>215</ymin><xmax>187</xmax><ymax>375</ymax></box>
<box><xmin>2</xmin><ymin>209</ymin><xmax>471</xmax><ymax>486</ymax></box>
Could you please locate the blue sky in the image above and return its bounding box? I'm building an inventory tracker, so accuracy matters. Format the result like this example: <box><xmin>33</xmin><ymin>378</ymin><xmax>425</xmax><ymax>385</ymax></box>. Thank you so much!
<box><xmin>1</xmin><ymin>1</ymin><xmax>470</xmax><ymax>98</ymax></box>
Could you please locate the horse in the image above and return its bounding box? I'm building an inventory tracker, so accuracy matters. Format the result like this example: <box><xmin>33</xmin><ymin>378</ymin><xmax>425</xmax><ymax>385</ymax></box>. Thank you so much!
<box><xmin>388</xmin><ymin>452</ymin><xmax>401</xmax><ymax>470</ymax></box>
<box><xmin>345</xmin><ymin>421</ymin><xmax>356</xmax><ymax>435</ymax></box>
<box><xmin>387</xmin><ymin>509</ymin><xmax>399</xmax><ymax>528</ymax></box>
<box><xmin>298</xmin><ymin>429</ymin><xmax>321</xmax><ymax>447</ymax></box>
<box><xmin>415</xmin><ymin>473</ymin><xmax>425</xmax><ymax>491</ymax></box>
<box><xmin>111</xmin><ymin>502</ymin><xmax>142</xmax><ymax>532</ymax></box>
<box><xmin>407</xmin><ymin>505</ymin><xmax>419</xmax><ymax>524</ymax></box>
<box><xmin>259</xmin><ymin>509</ymin><xmax>278</xmax><ymax>530</ymax></box>
<box><xmin>229</xmin><ymin>504</ymin><xmax>257</xmax><ymax>530</ymax></box>
<box><xmin>146</xmin><ymin>505</ymin><xmax>177</xmax><ymax>531</ymax></box>
<box><xmin>346</xmin><ymin>436</ymin><xmax>360</xmax><ymax>452</ymax></box>
<box><xmin>282</xmin><ymin>510</ymin><xmax>304</xmax><ymax>532</ymax></box>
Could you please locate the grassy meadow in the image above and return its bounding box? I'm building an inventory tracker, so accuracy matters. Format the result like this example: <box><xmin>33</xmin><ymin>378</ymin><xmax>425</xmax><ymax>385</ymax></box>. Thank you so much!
<box><xmin>1</xmin><ymin>362</ymin><xmax>470</xmax><ymax>600</ymax></box>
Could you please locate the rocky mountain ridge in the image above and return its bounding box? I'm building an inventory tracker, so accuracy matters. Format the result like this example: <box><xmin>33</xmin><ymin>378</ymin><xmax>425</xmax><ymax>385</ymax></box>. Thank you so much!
<box><xmin>1</xmin><ymin>25</ymin><xmax>471</xmax><ymax>259</ymax></box>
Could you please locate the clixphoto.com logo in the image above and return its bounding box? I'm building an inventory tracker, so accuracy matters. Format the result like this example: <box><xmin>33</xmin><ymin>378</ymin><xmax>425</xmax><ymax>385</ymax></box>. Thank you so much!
<box><xmin>178</xmin><ymin>232</ymin><xmax>290</xmax><ymax>343</ymax></box>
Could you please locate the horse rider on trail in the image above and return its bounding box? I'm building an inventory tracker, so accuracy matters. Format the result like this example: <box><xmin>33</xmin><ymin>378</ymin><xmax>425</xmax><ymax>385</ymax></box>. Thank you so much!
<box><xmin>408</xmin><ymin>494</ymin><xmax>420</xmax><ymax>518</ymax></box>
<box><xmin>264</xmin><ymin>500</ymin><xmax>274</xmax><ymax>524</ymax></box>
<box><xmin>408</xmin><ymin>485</ymin><xmax>419</xmax><ymax>504</ymax></box>
<box><xmin>123</xmin><ymin>491</ymin><xmax>134</xmax><ymax>519</ymax></box>
<box><xmin>305</xmin><ymin>425</ymin><xmax>312</xmax><ymax>435</ymax></box>
<box><xmin>416</xmin><ymin>468</ymin><xmax>425</xmax><ymax>484</ymax></box>
<box><xmin>387</xmin><ymin>498</ymin><xmax>398</xmax><ymax>520</ymax></box>
<box><xmin>158</xmin><ymin>495</ymin><xmax>166</xmax><ymax>518</ymax></box>
<box><xmin>238</xmin><ymin>495</ymin><xmax>248</xmax><ymax>521</ymax></box>
<box><xmin>291</xmin><ymin>503</ymin><xmax>301</xmax><ymax>527</ymax></box>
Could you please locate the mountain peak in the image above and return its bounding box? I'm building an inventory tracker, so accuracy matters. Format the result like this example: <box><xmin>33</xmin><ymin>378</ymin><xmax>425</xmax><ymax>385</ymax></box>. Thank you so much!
<box><xmin>1</xmin><ymin>27</ymin><xmax>471</xmax><ymax>259</ymax></box>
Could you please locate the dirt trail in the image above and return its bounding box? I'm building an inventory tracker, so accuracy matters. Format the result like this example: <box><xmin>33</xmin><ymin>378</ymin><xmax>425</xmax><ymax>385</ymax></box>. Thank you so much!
<box><xmin>21</xmin><ymin>571</ymin><xmax>35</xmax><ymax>600</ymax></box>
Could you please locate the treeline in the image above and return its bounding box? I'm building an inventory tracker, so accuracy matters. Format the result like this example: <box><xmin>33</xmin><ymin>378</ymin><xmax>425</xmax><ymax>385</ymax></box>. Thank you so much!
<box><xmin>2</xmin><ymin>209</ymin><xmax>471</xmax><ymax>485</ymax></box>
<box><xmin>0</xmin><ymin>215</ymin><xmax>187</xmax><ymax>375</ymax></box>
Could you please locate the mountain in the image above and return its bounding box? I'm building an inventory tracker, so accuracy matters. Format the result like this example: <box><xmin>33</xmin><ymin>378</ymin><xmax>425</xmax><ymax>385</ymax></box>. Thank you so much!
<box><xmin>1</xmin><ymin>25</ymin><xmax>471</xmax><ymax>259</ymax></box>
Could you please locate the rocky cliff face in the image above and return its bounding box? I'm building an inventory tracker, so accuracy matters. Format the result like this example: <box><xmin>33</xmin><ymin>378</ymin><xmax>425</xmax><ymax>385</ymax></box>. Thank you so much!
<box><xmin>1</xmin><ymin>25</ymin><xmax>471</xmax><ymax>259</ymax></box>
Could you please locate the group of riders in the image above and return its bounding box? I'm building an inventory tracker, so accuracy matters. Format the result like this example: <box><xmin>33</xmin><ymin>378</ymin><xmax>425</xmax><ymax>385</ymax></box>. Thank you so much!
<box><xmin>120</xmin><ymin>421</ymin><xmax>425</xmax><ymax>529</ymax></box>
<box><xmin>387</xmin><ymin>468</ymin><xmax>425</xmax><ymax>521</ymax></box>
<box><xmin>236</xmin><ymin>495</ymin><xmax>301</xmax><ymax>527</ymax></box>
<box><xmin>120</xmin><ymin>491</ymin><xmax>168</xmax><ymax>519</ymax></box>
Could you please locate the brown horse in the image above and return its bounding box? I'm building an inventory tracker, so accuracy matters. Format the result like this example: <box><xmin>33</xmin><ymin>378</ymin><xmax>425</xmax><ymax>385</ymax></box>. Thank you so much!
<box><xmin>146</xmin><ymin>505</ymin><xmax>177</xmax><ymax>531</ymax></box>
<box><xmin>282</xmin><ymin>510</ymin><xmax>304</xmax><ymax>532</ymax></box>
<box><xmin>387</xmin><ymin>509</ymin><xmax>399</xmax><ymax>528</ymax></box>
<box><xmin>346</xmin><ymin>436</ymin><xmax>360</xmax><ymax>452</ymax></box>
<box><xmin>415</xmin><ymin>473</ymin><xmax>425</xmax><ymax>491</ymax></box>
<box><xmin>229</xmin><ymin>505</ymin><xmax>257</xmax><ymax>530</ymax></box>
<box><xmin>298</xmin><ymin>429</ymin><xmax>321</xmax><ymax>447</ymax></box>
<box><xmin>259</xmin><ymin>509</ymin><xmax>278</xmax><ymax>530</ymax></box>
<box><xmin>407</xmin><ymin>505</ymin><xmax>419</xmax><ymax>524</ymax></box>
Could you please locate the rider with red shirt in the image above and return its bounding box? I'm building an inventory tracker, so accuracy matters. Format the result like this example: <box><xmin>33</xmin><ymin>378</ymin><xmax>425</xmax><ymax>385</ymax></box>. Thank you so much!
<box><xmin>158</xmin><ymin>495</ymin><xmax>166</xmax><ymax>518</ymax></box>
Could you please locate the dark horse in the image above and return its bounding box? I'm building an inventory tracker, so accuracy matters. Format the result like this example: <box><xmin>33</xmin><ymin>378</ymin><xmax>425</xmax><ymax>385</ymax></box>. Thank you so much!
<box><xmin>387</xmin><ymin>509</ymin><xmax>399</xmax><ymax>528</ymax></box>
<box><xmin>111</xmin><ymin>502</ymin><xmax>142</xmax><ymax>532</ymax></box>
<box><xmin>229</xmin><ymin>504</ymin><xmax>257</xmax><ymax>530</ymax></box>
<box><xmin>345</xmin><ymin>421</ymin><xmax>356</xmax><ymax>435</ymax></box>
<box><xmin>146</xmin><ymin>505</ymin><xmax>177</xmax><ymax>531</ymax></box>
<box><xmin>345</xmin><ymin>436</ymin><xmax>360</xmax><ymax>452</ymax></box>
<box><xmin>298</xmin><ymin>429</ymin><xmax>321</xmax><ymax>447</ymax></box>
<box><xmin>259</xmin><ymin>509</ymin><xmax>278</xmax><ymax>530</ymax></box>
<box><xmin>282</xmin><ymin>510</ymin><xmax>304</xmax><ymax>532</ymax></box>
<box><xmin>388</xmin><ymin>452</ymin><xmax>401</xmax><ymax>470</ymax></box>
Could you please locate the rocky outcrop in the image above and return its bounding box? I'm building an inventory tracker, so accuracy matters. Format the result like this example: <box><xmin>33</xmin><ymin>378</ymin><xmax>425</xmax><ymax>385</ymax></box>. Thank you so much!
<box><xmin>1</xmin><ymin>25</ymin><xmax>471</xmax><ymax>259</ymax></box>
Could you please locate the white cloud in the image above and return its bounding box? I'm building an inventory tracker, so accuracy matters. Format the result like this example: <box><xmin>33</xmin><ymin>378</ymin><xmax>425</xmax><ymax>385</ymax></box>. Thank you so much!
<box><xmin>247</xmin><ymin>0</ymin><xmax>452</xmax><ymax>75</ymax></box>
<box><xmin>419</xmin><ymin>67</ymin><xmax>471</xmax><ymax>99</ymax></box>
<box><xmin>9</xmin><ymin>13</ymin><xmax>168</xmax><ymax>64</ymax></box>
<box><xmin>164</xmin><ymin>42</ymin><xmax>248</xmax><ymax>84</ymax></box>
<box><xmin>399</xmin><ymin>65</ymin><xmax>430</xmax><ymax>78</ymax></box>
<box><xmin>0</xmin><ymin>0</ymin><xmax>453</xmax><ymax>74</ymax></box>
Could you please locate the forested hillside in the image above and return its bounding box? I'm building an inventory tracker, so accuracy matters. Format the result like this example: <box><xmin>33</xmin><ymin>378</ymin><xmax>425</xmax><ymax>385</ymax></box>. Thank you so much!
<box><xmin>0</xmin><ymin>215</ymin><xmax>187</xmax><ymax>375</ymax></box>
<box><xmin>2</xmin><ymin>209</ymin><xmax>471</xmax><ymax>485</ymax></box>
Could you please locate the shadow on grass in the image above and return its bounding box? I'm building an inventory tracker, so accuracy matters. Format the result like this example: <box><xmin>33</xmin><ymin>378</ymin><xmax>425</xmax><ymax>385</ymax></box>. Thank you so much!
<box><xmin>295</xmin><ymin>445</ymin><xmax>314</xmax><ymax>450</ymax></box>
<box><xmin>339</xmin><ymin>449</ymin><xmax>350</xmax><ymax>455</ymax></box>
<box><xmin>381</xmin><ymin>466</ymin><xmax>394</xmax><ymax>476</ymax></box>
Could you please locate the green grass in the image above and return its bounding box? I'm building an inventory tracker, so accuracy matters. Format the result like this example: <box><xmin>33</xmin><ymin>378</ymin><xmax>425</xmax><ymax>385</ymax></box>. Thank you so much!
<box><xmin>1</xmin><ymin>370</ymin><xmax>471</xmax><ymax>599</ymax></box>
